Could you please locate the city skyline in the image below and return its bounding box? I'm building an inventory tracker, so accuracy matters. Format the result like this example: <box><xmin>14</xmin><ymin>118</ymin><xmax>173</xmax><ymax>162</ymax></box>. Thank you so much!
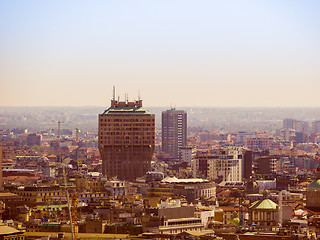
<box><xmin>1</xmin><ymin>0</ymin><xmax>320</xmax><ymax>107</ymax></box>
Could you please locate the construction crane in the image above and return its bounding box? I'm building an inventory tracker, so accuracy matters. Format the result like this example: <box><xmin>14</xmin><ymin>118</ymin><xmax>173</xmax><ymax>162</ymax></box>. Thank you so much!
<box><xmin>50</xmin><ymin>118</ymin><xmax>64</xmax><ymax>139</ymax></box>
<box><xmin>62</xmin><ymin>166</ymin><xmax>78</xmax><ymax>240</ymax></box>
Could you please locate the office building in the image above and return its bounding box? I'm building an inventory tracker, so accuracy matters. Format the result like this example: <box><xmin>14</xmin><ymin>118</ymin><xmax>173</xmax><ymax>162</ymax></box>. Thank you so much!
<box><xmin>26</xmin><ymin>133</ymin><xmax>42</xmax><ymax>147</ymax></box>
<box><xmin>162</xmin><ymin>109</ymin><xmax>187</xmax><ymax>159</ymax></box>
<box><xmin>280</xmin><ymin>129</ymin><xmax>296</xmax><ymax>141</ymax></box>
<box><xmin>193</xmin><ymin>147</ymin><xmax>243</xmax><ymax>182</ymax></box>
<box><xmin>98</xmin><ymin>94</ymin><xmax>155</xmax><ymax>181</ymax></box>
<box><xmin>312</xmin><ymin>120</ymin><xmax>320</xmax><ymax>133</ymax></box>
<box><xmin>242</xmin><ymin>150</ymin><xmax>253</xmax><ymax>180</ymax></box>
<box><xmin>283</xmin><ymin>119</ymin><xmax>296</xmax><ymax>129</ymax></box>
<box><xmin>245</xmin><ymin>137</ymin><xmax>273</xmax><ymax>151</ymax></box>
<box><xmin>180</xmin><ymin>146</ymin><xmax>192</xmax><ymax>163</ymax></box>
<box><xmin>256</xmin><ymin>156</ymin><xmax>279</xmax><ymax>175</ymax></box>
<box><xmin>236</xmin><ymin>132</ymin><xmax>255</xmax><ymax>145</ymax></box>
<box><xmin>283</xmin><ymin>118</ymin><xmax>309</xmax><ymax>133</ymax></box>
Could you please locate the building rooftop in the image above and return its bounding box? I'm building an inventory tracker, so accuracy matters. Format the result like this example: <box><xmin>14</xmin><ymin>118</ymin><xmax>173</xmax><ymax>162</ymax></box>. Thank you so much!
<box><xmin>101</xmin><ymin>106</ymin><xmax>152</xmax><ymax>115</ymax></box>
<box><xmin>161</xmin><ymin>176</ymin><xmax>209</xmax><ymax>184</ymax></box>
<box><xmin>0</xmin><ymin>224</ymin><xmax>23</xmax><ymax>236</ymax></box>
<box><xmin>249</xmin><ymin>199</ymin><xmax>278</xmax><ymax>210</ymax></box>
<box><xmin>0</xmin><ymin>192</ymin><xmax>19</xmax><ymax>198</ymax></box>
<box><xmin>308</xmin><ymin>179</ymin><xmax>320</xmax><ymax>190</ymax></box>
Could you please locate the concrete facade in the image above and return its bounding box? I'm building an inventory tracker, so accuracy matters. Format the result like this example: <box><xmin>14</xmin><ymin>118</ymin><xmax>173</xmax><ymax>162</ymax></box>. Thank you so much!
<box><xmin>162</xmin><ymin>109</ymin><xmax>187</xmax><ymax>159</ymax></box>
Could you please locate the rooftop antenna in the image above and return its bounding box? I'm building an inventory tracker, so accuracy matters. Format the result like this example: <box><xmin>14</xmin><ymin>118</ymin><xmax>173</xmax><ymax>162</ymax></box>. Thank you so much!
<box><xmin>113</xmin><ymin>86</ymin><xmax>115</xmax><ymax>100</ymax></box>
<box><xmin>138</xmin><ymin>90</ymin><xmax>141</xmax><ymax>101</ymax></box>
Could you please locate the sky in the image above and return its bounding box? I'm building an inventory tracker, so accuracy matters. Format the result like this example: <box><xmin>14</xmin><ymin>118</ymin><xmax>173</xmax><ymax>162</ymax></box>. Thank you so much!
<box><xmin>1</xmin><ymin>0</ymin><xmax>320</xmax><ymax>107</ymax></box>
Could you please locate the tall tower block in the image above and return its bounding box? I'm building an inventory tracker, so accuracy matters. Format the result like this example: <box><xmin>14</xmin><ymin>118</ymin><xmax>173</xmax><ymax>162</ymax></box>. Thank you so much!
<box><xmin>162</xmin><ymin>109</ymin><xmax>187</xmax><ymax>159</ymax></box>
<box><xmin>98</xmin><ymin>92</ymin><xmax>155</xmax><ymax>181</ymax></box>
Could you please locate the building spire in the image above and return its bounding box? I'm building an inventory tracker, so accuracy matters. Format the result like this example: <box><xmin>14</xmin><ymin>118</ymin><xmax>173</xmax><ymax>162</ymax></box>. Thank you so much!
<box><xmin>113</xmin><ymin>86</ymin><xmax>115</xmax><ymax>100</ymax></box>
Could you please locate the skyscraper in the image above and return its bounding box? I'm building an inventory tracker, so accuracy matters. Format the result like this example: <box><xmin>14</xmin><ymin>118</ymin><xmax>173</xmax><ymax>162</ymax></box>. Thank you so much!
<box><xmin>162</xmin><ymin>108</ymin><xmax>187</xmax><ymax>159</ymax></box>
<box><xmin>283</xmin><ymin>118</ymin><xmax>296</xmax><ymax>129</ymax></box>
<box><xmin>98</xmin><ymin>92</ymin><xmax>155</xmax><ymax>181</ymax></box>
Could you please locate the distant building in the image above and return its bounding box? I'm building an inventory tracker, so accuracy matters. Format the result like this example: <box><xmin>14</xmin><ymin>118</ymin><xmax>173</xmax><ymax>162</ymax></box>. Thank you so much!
<box><xmin>312</xmin><ymin>120</ymin><xmax>320</xmax><ymax>133</ymax></box>
<box><xmin>156</xmin><ymin>199</ymin><xmax>205</xmax><ymax>234</ymax></box>
<box><xmin>248</xmin><ymin>197</ymin><xmax>278</xmax><ymax>228</ymax></box>
<box><xmin>26</xmin><ymin>133</ymin><xmax>42</xmax><ymax>146</ymax></box>
<box><xmin>295</xmin><ymin>120</ymin><xmax>309</xmax><ymax>132</ymax></box>
<box><xmin>104</xmin><ymin>180</ymin><xmax>127</xmax><ymax>196</ymax></box>
<box><xmin>0</xmin><ymin>223</ymin><xmax>25</xmax><ymax>240</ymax></box>
<box><xmin>145</xmin><ymin>172</ymin><xmax>164</xmax><ymax>183</ymax></box>
<box><xmin>161</xmin><ymin>177</ymin><xmax>216</xmax><ymax>202</ymax></box>
<box><xmin>179</xmin><ymin>147</ymin><xmax>192</xmax><ymax>163</ymax></box>
<box><xmin>280</xmin><ymin>129</ymin><xmax>296</xmax><ymax>141</ymax></box>
<box><xmin>306</xmin><ymin>166</ymin><xmax>320</xmax><ymax>211</ymax></box>
<box><xmin>256</xmin><ymin>156</ymin><xmax>278</xmax><ymax>175</ymax></box>
<box><xmin>162</xmin><ymin>109</ymin><xmax>187</xmax><ymax>159</ymax></box>
<box><xmin>13</xmin><ymin>185</ymin><xmax>67</xmax><ymax>207</ymax></box>
<box><xmin>242</xmin><ymin>150</ymin><xmax>253</xmax><ymax>180</ymax></box>
<box><xmin>245</xmin><ymin>137</ymin><xmax>273</xmax><ymax>151</ymax></box>
<box><xmin>98</xmin><ymin>92</ymin><xmax>155</xmax><ymax>181</ymax></box>
<box><xmin>199</xmin><ymin>132</ymin><xmax>227</xmax><ymax>142</ymax></box>
<box><xmin>194</xmin><ymin>147</ymin><xmax>243</xmax><ymax>182</ymax></box>
<box><xmin>283</xmin><ymin>119</ymin><xmax>296</xmax><ymax>129</ymax></box>
<box><xmin>236</xmin><ymin>132</ymin><xmax>255</xmax><ymax>145</ymax></box>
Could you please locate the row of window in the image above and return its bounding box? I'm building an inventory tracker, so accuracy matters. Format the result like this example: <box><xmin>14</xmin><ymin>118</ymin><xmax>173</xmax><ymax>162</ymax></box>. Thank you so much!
<box><xmin>101</xmin><ymin>123</ymin><xmax>154</xmax><ymax>126</ymax></box>
<box><xmin>100</xmin><ymin>118</ymin><xmax>154</xmax><ymax>122</ymax></box>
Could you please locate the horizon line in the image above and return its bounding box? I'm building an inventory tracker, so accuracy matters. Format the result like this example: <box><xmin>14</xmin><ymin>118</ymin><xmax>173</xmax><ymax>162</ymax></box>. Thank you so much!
<box><xmin>2</xmin><ymin>105</ymin><xmax>320</xmax><ymax>108</ymax></box>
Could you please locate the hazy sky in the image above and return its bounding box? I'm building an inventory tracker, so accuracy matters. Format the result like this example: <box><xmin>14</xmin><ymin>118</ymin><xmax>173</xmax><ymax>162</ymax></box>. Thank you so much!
<box><xmin>1</xmin><ymin>0</ymin><xmax>320</xmax><ymax>107</ymax></box>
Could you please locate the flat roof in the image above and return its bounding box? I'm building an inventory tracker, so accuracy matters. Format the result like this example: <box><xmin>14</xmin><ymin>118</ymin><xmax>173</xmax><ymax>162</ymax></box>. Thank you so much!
<box><xmin>0</xmin><ymin>224</ymin><xmax>24</xmax><ymax>235</ymax></box>
<box><xmin>101</xmin><ymin>107</ymin><xmax>152</xmax><ymax>115</ymax></box>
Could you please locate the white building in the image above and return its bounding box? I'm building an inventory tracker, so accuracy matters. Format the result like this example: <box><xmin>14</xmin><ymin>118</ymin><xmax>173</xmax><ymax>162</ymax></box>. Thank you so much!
<box><xmin>159</xmin><ymin>218</ymin><xmax>204</xmax><ymax>234</ymax></box>
<box><xmin>236</xmin><ymin>132</ymin><xmax>256</xmax><ymax>145</ymax></box>
<box><xmin>180</xmin><ymin>147</ymin><xmax>192</xmax><ymax>163</ymax></box>
<box><xmin>104</xmin><ymin>180</ymin><xmax>127</xmax><ymax>196</ymax></box>
<box><xmin>194</xmin><ymin>147</ymin><xmax>243</xmax><ymax>182</ymax></box>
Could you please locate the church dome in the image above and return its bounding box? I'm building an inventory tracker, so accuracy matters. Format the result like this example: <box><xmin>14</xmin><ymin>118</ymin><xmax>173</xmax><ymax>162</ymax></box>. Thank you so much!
<box><xmin>308</xmin><ymin>165</ymin><xmax>320</xmax><ymax>190</ymax></box>
<box><xmin>308</xmin><ymin>179</ymin><xmax>320</xmax><ymax>190</ymax></box>
<box><xmin>249</xmin><ymin>198</ymin><xmax>277</xmax><ymax>210</ymax></box>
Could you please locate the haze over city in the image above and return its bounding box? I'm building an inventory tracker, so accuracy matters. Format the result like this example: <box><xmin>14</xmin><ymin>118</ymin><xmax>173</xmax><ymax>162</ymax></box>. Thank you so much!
<box><xmin>3</xmin><ymin>1</ymin><xmax>320</xmax><ymax>239</ymax></box>
<box><xmin>1</xmin><ymin>0</ymin><xmax>320</xmax><ymax>107</ymax></box>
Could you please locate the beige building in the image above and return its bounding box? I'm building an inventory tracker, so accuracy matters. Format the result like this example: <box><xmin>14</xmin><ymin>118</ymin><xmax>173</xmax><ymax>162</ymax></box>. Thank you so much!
<box><xmin>193</xmin><ymin>147</ymin><xmax>243</xmax><ymax>182</ymax></box>
<box><xmin>13</xmin><ymin>185</ymin><xmax>70</xmax><ymax>207</ymax></box>
<box><xmin>99</xmin><ymin>96</ymin><xmax>155</xmax><ymax>181</ymax></box>
<box><xmin>248</xmin><ymin>198</ymin><xmax>278</xmax><ymax>228</ymax></box>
